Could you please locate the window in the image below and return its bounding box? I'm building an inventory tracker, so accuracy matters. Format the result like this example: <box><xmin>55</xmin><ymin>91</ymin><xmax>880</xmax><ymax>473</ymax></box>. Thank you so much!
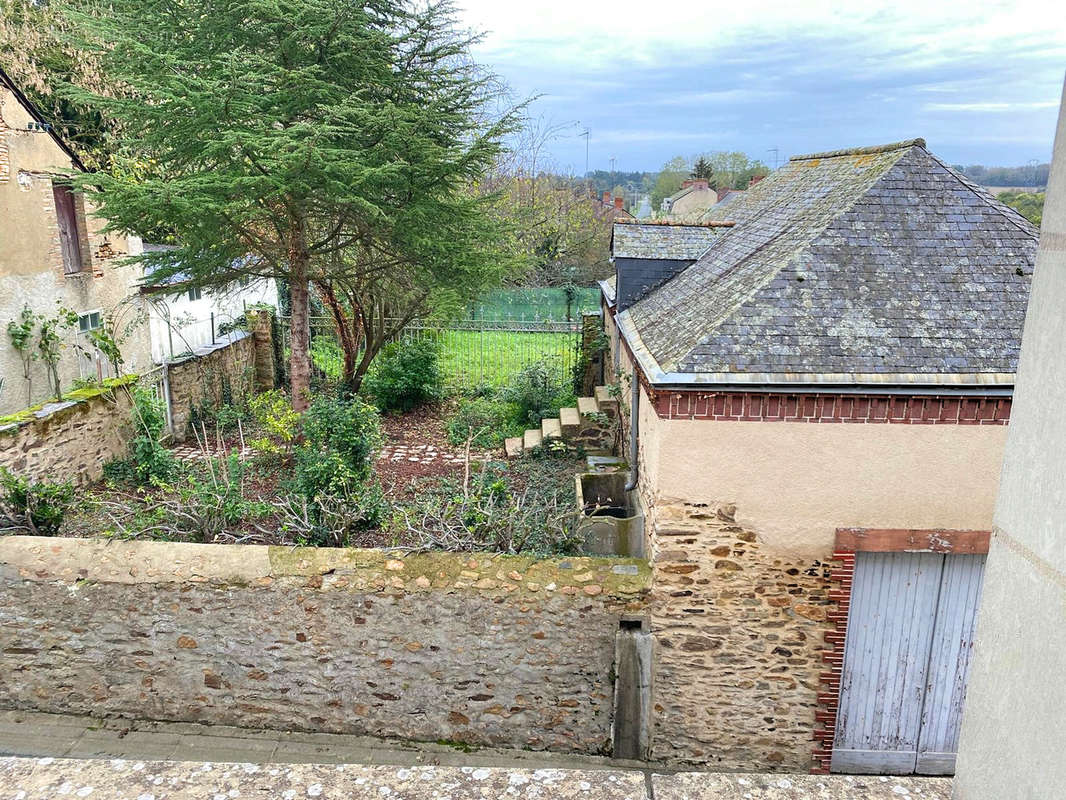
<box><xmin>78</xmin><ymin>311</ymin><xmax>101</xmax><ymax>333</ymax></box>
<box><xmin>188</xmin><ymin>287</ymin><xmax>203</xmax><ymax>302</ymax></box>
<box><xmin>52</xmin><ymin>182</ymin><xmax>84</xmax><ymax>274</ymax></box>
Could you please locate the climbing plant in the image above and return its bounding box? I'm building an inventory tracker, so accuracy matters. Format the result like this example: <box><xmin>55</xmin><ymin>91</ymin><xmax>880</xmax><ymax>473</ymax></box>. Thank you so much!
<box><xmin>5</xmin><ymin>305</ymin><xmax>38</xmax><ymax>406</ymax></box>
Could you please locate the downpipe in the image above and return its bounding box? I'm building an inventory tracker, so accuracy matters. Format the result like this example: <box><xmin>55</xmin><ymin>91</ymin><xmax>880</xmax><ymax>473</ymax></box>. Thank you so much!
<box><xmin>624</xmin><ymin>365</ymin><xmax>639</xmax><ymax>492</ymax></box>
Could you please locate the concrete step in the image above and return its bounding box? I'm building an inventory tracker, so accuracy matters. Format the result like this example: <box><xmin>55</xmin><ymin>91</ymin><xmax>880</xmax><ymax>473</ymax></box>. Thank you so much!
<box><xmin>504</xmin><ymin>436</ymin><xmax>524</xmax><ymax>457</ymax></box>
<box><xmin>523</xmin><ymin>428</ymin><xmax>543</xmax><ymax>451</ymax></box>
<box><xmin>559</xmin><ymin>407</ymin><xmax>581</xmax><ymax>436</ymax></box>
<box><xmin>577</xmin><ymin>396</ymin><xmax>599</xmax><ymax>417</ymax></box>
<box><xmin>594</xmin><ymin>385</ymin><xmax>619</xmax><ymax>416</ymax></box>
<box><xmin>541</xmin><ymin>417</ymin><xmax>563</xmax><ymax>440</ymax></box>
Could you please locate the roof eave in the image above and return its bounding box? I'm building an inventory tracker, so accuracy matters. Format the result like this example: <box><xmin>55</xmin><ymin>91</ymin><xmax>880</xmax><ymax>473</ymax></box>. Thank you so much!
<box><xmin>616</xmin><ymin>311</ymin><xmax>1014</xmax><ymax>397</ymax></box>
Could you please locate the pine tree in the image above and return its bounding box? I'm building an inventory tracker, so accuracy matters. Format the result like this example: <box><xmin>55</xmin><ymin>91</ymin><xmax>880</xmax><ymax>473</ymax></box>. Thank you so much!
<box><xmin>62</xmin><ymin>0</ymin><xmax>518</xmax><ymax>409</ymax></box>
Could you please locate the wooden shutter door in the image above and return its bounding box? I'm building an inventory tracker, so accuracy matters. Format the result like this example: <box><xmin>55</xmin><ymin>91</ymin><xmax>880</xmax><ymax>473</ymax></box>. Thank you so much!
<box><xmin>831</xmin><ymin>551</ymin><xmax>943</xmax><ymax>774</ymax></box>
<box><xmin>915</xmin><ymin>553</ymin><xmax>986</xmax><ymax>775</ymax></box>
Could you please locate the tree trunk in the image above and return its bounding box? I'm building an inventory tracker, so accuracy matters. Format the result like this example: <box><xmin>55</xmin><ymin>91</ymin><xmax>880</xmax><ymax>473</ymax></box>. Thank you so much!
<box><xmin>288</xmin><ymin>221</ymin><xmax>312</xmax><ymax>412</ymax></box>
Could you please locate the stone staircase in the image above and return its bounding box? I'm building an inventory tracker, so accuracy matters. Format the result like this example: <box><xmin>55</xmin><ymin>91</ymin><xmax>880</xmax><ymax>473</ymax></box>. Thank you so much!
<box><xmin>505</xmin><ymin>385</ymin><xmax>618</xmax><ymax>457</ymax></box>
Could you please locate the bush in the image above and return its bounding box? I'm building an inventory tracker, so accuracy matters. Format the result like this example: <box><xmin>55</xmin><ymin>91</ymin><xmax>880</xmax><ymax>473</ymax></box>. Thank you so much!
<box><xmin>0</xmin><ymin>467</ymin><xmax>75</xmax><ymax>535</ymax></box>
<box><xmin>500</xmin><ymin>359</ymin><xmax>574</xmax><ymax>426</ymax></box>
<box><xmin>292</xmin><ymin>395</ymin><xmax>382</xmax><ymax>500</ymax></box>
<box><xmin>105</xmin><ymin>384</ymin><xmax>176</xmax><ymax>487</ymax></box>
<box><xmin>248</xmin><ymin>389</ymin><xmax>300</xmax><ymax>455</ymax></box>
<box><xmin>446</xmin><ymin>396</ymin><xmax>522</xmax><ymax>449</ymax></box>
<box><xmin>363</xmin><ymin>338</ymin><xmax>443</xmax><ymax>413</ymax></box>
<box><xmin>394</xmin><ymin>462</ymin><xmax>579</xmax><ymax>555</ymax></box>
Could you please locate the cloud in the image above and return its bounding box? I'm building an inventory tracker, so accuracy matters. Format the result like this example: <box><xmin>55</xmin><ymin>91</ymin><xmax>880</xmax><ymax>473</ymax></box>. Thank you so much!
<box><xmin>924</xmin><ymin>101</ymin><xmax>1062</xmax><ymax>112</ymax></box>
<box><xmin>455</xmin><ymin>0</ymin><xmax>1065</xmax><ymax>170</ymax></box>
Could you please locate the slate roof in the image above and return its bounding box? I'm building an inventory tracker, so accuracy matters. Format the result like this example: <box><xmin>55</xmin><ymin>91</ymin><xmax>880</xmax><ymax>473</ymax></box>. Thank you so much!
<box><xmin>616</xmin><ymin>139</ymin><xmax>1038</xmax><ymax>388</ymax></box>
<box><xmin>611</xmin><ymin>222</ymin><xmax>725</xmax><ymax>260</ymax></box>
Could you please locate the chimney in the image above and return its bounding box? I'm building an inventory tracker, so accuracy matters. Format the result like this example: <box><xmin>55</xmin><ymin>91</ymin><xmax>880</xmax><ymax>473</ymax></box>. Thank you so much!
<box><xmin>682</xmin><ymin>179</ymin><xmax>709</xmax><ymax>191</ymax></box>
<box><xmin>614</xmin><ymin>196</ymin><xmax>624</xmax><ymax>210</ymax></box>
<box><xmin>717</xmin><ymin>187</ymin><xmax>731</xmax><ymax>202</ymax></box>
<box><xmin>602</xmin><ymin>190</ymin><xmax>611</xmax><ymax>204</ymax></box>
<box><xmin>749</xmin><ymin>175</ymin><xmax>765</xmax><ymax>186</ymax></box>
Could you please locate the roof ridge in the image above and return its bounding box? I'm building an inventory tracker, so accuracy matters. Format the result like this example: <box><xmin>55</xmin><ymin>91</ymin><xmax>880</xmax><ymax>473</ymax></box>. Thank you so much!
<box><xmin>615</xmin><ymin>219</ymin><xmax>735</xmax><ymax>228</ymax></box>
<box><xmin>789</xmin><ymin>138</ymin><xmax>926</xmax><ymax>162</ymax></box>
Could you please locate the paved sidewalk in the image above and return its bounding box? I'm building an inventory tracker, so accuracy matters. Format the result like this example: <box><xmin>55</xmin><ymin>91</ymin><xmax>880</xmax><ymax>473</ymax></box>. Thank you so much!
<box><xmin>0</xmin><ymin>711</ymin><xmax>953</xmax><ymax>799</ymax></box>
<box><xmin>0</xmin><ymin>757</ymin><xmax>953</xmax><ymax>799</ymax></box>
<box><xmin>0</xmin><ymin>710</ymin><xmax>640</xmax><ymax>772</ymax></box>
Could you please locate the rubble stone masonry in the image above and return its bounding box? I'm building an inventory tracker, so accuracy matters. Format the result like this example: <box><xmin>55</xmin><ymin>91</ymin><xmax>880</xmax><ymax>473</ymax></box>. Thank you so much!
<box><xmin>0</xmin><ymin>537</ymin><xmax>650</xmax><ymax>755</ymax></box>
<box><xmin>648</xmin><ymin>500</ymin><xmax>833</xmax><ymax>771</ymax></box>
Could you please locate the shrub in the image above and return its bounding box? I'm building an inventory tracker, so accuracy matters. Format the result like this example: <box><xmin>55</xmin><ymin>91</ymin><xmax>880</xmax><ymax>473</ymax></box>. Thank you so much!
<box><xmin>292</xmin><ymin>395</ymin><xmax>382</xmax><ymax>500</ymax></box>
<box><xmin>363</xmin><ymin>337</ymin><xmax>443</xmax><ymax>413</ymax></box>
<box><xmin>393</xmin><ymin>462</ymin><xmax>579</xmax><ymax>555</ymax></box>
<box><xmin>276</xmin><ymin>481</ymin><xmax>391</xmax><ymax>548</ymax></box>
<box><xmin>248</xmin><ymin>389</ymin><xmax>300</xmax><ymax>455</ymax></box>
<box><xmin>500</xmin><ymin>359</ymin><xmax>574</xmax><ymax>426</ymax></box>
<box><xmin>0</xmin><ymin>467</ymin><xmax>75</xmax><ymax>535</ymax></box>
<box><xmin>105</xmin><ymin>384</ymin><xmax>176</xmax><ymax>487</ymax></box>
<box><xmin>446</xmin><ymin>396</ymin><xmax>522</xmax><ymax>449</ymax></box>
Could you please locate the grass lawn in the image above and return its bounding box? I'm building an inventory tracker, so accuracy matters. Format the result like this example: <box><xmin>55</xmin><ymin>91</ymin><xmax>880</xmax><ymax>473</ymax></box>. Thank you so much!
<box><xmin>435</xmin><ymin>328</ymin><xmax>577</xmax><ymax>387</ymax></box>
<box><xmin>310</xmin><ymin>328</ymin><xmax>579</xmax><ymax>388</ymax></box>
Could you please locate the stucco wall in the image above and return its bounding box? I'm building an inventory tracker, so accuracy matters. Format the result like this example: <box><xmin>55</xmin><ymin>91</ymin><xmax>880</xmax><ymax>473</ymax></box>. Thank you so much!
<box><xmin>0</xmin><ymin>85</ymin><xmax>151</xmax><ymax>416</ymax></box>
<box><xmin>953</xmin><ymin>83</ymin><xmax>1066</xmax><ymax>800</ymax></box>
<box><xmin>649</xmin><ymin>417</ymin><xmax>1006</xmax><ymax>558</ymax></box>
<box><xmin>0</xmin><ymin>537</ymin><xmax>650</xmax><ymax>755</ymax></box>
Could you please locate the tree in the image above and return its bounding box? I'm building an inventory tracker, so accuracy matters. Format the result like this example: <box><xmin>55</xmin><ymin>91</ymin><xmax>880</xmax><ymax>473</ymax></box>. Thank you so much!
<box><xmin>650</xmin><ymin>156</ymin><xmax>691</xmax><ymax>211</ymax></box>
<box><xmin>691</xmin><ymin>157</ymin><xmax>713</xmax><ymax>181</ymax></box>
<box><xmin>61</xmin><ymin>0</ymin><xmax>517</xmax><ymax>411</ymax></box>
<box><xmin>0</xmin><ymin>0</ymin><xmax>114</xmax><ymax>170</ymax></box>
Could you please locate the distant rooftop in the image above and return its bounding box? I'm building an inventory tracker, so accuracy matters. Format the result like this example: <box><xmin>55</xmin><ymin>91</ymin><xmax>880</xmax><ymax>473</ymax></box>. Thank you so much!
<box><xmin>611</xmin><ymin>222</ymin><xmax>728</xmax><ymax>260</ymax></box>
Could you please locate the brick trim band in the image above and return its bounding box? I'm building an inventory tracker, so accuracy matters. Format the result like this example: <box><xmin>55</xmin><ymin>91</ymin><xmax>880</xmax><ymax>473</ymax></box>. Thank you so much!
<box><xmin>811</xmin><ymin>527</ymin><xmax>992</xmax><ymax>773</ymax></box>
<box><xmin>653</xmin><ymin>391</ymin><xmax>1010</xmax><ymax>425</ymax></box>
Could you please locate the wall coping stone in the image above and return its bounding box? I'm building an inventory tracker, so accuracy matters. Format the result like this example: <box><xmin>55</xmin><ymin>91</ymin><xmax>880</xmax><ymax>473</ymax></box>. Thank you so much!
<box><xmin>0</xmin><ymin>536</ymin><xmax>652</xmax><ymax>601</ymax></box>
<box><xmin>0</xmin><ymin>374</ymin><xmax>138</xmax><ymax>434</ymax></box>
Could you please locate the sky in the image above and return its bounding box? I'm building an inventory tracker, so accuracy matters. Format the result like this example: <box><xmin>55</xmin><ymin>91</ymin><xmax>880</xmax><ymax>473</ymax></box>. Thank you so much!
<box><xmin>456</xmin><ymin>0</ymin><xmax>1066</xmax><ymax>175</ymax></box>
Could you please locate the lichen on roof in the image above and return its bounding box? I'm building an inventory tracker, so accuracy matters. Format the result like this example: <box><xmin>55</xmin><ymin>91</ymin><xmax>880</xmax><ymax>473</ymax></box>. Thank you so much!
<box><xmin>620</xmin><ymin>139</ymin><xmax>1038</xmax><ymax>384</ymax></box>
<box><xmin>611</xmin><ymin>222</ymin><xmax>724</xmax><ymax>260</ymax></box>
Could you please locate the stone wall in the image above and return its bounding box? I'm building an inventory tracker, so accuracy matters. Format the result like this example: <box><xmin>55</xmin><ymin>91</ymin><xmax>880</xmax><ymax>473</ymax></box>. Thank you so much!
<box><xmin>648</xmin><ymin>500</ymin><xmax>833</xmax><ymax>771</ymax></box>
<box><xmin>0</xmin><ymin>537</ymin><xmax>650</xmax><ymax>755</ymax></box>
<box><xmin>0</xmin><ymin>378</ymin><xmax>136</xmax><ymax>486</ymax></box>
<box><xmin>166</xmin><ymin>329</ymin><xmax>255</xmax><ymax>441</ymax></box>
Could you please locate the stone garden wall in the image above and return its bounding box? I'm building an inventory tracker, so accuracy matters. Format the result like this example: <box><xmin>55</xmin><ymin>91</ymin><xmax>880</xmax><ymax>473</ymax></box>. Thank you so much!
<box><xmin>0</xmin><ymin>537</ymin><xmax>650</xmax><ymax>755</ymax></box>
<box><xmin>0</xmin><ymin>378</ymin><xmax>136</xmax><ymax>486</ymax></box>
<box><xmin>648</xmin><ymin>500</ymin><xmax>833</xmax><ymax>771</ymax></box>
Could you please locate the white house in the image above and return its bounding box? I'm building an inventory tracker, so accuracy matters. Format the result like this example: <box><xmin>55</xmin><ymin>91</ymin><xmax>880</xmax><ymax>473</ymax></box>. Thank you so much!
<box><xmin>141</xmin><ymin>244</ymin><xmax>278</xmax><ymax>363</ymax></box>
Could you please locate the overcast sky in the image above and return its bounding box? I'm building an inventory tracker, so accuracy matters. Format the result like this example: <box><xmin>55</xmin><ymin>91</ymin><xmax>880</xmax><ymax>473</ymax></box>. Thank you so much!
<box><xmin>456</xmin><ymin>0</ymin><xmax>1066</xmax><ymax>174</ymax></box>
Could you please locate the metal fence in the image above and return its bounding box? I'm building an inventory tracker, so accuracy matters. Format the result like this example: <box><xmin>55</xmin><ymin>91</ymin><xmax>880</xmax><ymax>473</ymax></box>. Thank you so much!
<box><xmin>280</xmin><ymin>316</ymin><xmax>584</xmax><ymax>388</ymax></box>
<box><xmin>138</xmin><ymin>363</ymin><xmax>174</xmax><ymax>437</ymax></box>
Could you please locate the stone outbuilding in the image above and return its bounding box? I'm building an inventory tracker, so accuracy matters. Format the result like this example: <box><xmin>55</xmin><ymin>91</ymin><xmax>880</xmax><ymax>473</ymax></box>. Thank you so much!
<box><xmin>600</xmin><ymin>139</ymin><xmax>1038</xmax><ymax>775</ymax></box>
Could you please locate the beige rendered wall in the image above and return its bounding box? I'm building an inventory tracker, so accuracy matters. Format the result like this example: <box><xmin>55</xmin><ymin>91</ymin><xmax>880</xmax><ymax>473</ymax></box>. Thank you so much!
<box><xmin>0</xmin><ymin>85</ymin><xmax>151</xmax><ymax>416</ymax></box>
<box><xmin>650</xmin><ymin>418</ymin><xmax>1006</xmax><ymax>558</ymax></box>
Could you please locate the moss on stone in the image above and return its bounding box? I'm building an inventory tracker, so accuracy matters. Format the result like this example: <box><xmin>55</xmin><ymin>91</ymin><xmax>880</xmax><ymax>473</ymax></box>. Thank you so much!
<box><xmin>0</xmin><ymin>374</ymin><xmax>138</xmax><ymax>431</ymax></box>
<box><xmin>266</xmin><ymin>545</ymin><xmax>651</xmax><ymax>599</ymax></box>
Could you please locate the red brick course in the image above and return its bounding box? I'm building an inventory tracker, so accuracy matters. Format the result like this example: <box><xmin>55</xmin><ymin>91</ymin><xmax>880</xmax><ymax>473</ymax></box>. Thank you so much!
<box><xmin>652</xmin><ymin>390</ymin><xmax>1010</xmax><ymax>425</ymax></box>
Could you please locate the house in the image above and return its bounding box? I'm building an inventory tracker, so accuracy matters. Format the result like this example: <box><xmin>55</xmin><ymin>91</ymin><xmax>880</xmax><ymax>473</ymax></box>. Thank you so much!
<box><xmin>660</xmin><ymin>178</ymin><xmax>716</xmax><ymax>219</ymax></box>
<box><xmin>597</xmin><ymin>189</ymin><xmax>636</xmax><ymax>221</ymax></box>
<box><xmin>0</xmin><ymin>68</ymin><xmax>151</xmax><ymax>415</ymax></box>
<box><xmin>600</xmin><ymin>139</ymin><xmax>1038</xmax><ymax>774</ymax></box>
<box><xmin>140</xmin><ymin>244</ymin><xmax>278</xmax><ymax>363</ymax></box>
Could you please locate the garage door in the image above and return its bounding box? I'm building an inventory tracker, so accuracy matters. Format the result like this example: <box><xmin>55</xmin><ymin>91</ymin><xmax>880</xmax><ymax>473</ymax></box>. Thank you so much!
<box><xmin>831</xmin><ymin>551</ymin><xmax>986</xmax><ymax>775</ymax></box>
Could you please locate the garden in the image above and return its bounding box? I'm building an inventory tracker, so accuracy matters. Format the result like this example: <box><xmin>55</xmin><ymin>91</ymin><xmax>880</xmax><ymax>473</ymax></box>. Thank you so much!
<box><xmin>0</xmin><ymin>333</ymin><xmax>605</xmax><ymax>556</ymax></box>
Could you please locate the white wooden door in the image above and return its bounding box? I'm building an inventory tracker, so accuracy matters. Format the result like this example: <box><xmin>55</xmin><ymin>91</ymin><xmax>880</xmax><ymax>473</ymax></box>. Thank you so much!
<box><xmin>915</xmin><ymin>554</ymin><xmax>985</xmax><ymax>774</ymax></box>
<box><xmin>831</xmin><ymin>551</ymin><xmax>986</xmax><ymax>775</ymax></box>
